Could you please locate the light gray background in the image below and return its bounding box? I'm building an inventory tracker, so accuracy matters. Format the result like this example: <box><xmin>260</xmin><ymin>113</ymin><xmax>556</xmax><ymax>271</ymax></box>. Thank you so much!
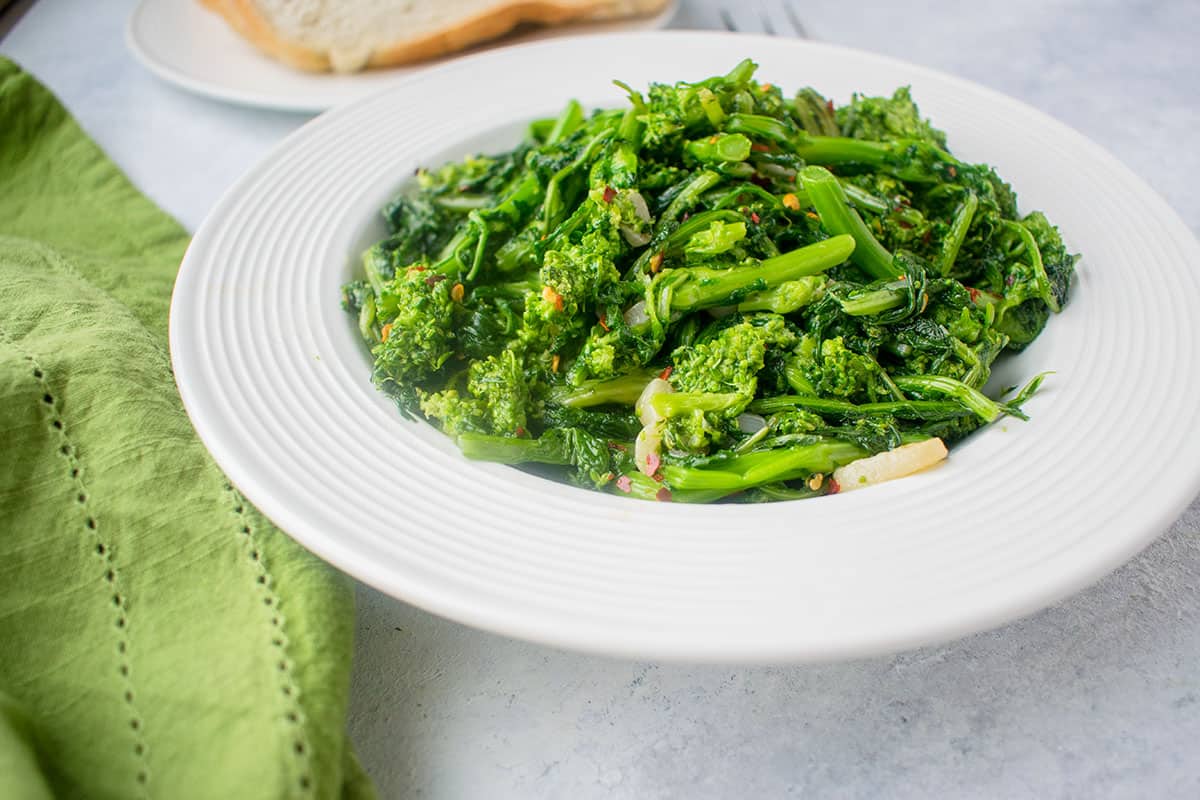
<box><xmin>4</xmin><ymin>1</ymin><xmax>1199</xmax><ymax>797</ymax></box>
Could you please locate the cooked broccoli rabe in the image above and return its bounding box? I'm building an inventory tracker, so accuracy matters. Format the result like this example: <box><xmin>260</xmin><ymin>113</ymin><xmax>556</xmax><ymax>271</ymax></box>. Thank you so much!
<box><xmin>343</xmin><ymin>59</ymin><xmax>1076</xmax><ymax>502</ymax></box>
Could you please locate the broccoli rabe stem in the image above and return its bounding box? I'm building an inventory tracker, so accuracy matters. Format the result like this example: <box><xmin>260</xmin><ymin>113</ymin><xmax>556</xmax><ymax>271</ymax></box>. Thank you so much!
<box><xmin>650</xmin><ymin>391</ymin><xmax>744</xmax><ymax>416</ymax></box>
<box><xmin>837</xmin><ymin>281</ymin><xmax>908</xmax><ymax>316</ymax></box>
<box><xmin>724</xmin><ymin>112</ymin><xmax>794</xmax><ymax>144</ymax></box>
<box><xmin>1002</xmin><ymin>220</ymin><xmax>1061</xmax><ymax>313</ymax></box>
<box><xmin>626</xmin><ymin>209</ymin><xmax>745</xmax><ymax>278</ymax></box>
<box><xmin>618</xmin><ymin>471</ymin><xmax>729</xmax><ymax>503</ymax></box>
<box><xmin>892</xmin><ymin>374</ymin><xmax>1014</xmax><ymax>423</ymax></box>
<box><xmin>660</xmin><ymin>170</ymin><xmax>722</xmax><ymax>224</ymax></box>
<box><xmin>434</xmin><ymin>172</ymin><xmax>544</xmax><ymax>278</ymax></box>
<box><xmin>548</xmin><ymin>368</ymin><xmax>661</xmax><ymax>409</ymax></box>
<box><xmin>660</xmin><ymin>439</ymin><xmax>867</xmax><ymax>492</ymax></box>
<box><xmin>750</xmin><ymin>395</ymin><xmax>975</xmax><ymax>422</ymax></box>
<box><xmin>669</xmin><ymin>234</ymin><xmax>855</xmax><ymax>312</ymax></box>
<box><xmin>792</xmin><ymin>88</ymin><xmax>841</xmax><ymax>137</ymax></box>
<box><xmin>736</xmin><ymin>275</ymin><xmax>824</xmax><ymax>313</ymax></box>
<box><xmin>456</xmin><ymin>433</ymin><xmax>573</xmax><ymax>465</ymax></box>
<box><xmin>840</xmin><ymin>183</ymin><xmax>890</xmax><ymax>215</ymax></box>
<box><xmin>939</xmin><ymin>192</ymin><xmax>978</xmax><ymax>276</ymax></box>
<box><xmin>545</xmin><ymin>99</ymin><xmax>584</xmax><ymax>145</ymax></box>
<box><xmin>800</xmin><ymin>166</ymin><xmax>899</xmax><ymax>281</ymax></box>
<box><xmin>725</xmin><ymin>113</ymin><xmax>963</xmax><ymax>184</ymax></box>
<box><xmin>718</xmin><ymin>57</ymin><xmax>759</xmax><ymax>86</ymax></box>
<box><xmin>544</xmin><ymin>126</ymin><xmax>616</xmax><ymax>229</ymax></box>
<box><xmin>685</xmin><ymin>133</ymin><xmax>753</xmax><ymax>164</ymax></box>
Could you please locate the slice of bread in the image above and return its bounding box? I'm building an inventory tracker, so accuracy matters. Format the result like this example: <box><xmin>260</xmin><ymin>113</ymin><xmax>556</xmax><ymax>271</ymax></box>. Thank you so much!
<box><xmin>200</xmin><ymin>0</ymin><xmax>672</xmax><ymax>73</ymax></box>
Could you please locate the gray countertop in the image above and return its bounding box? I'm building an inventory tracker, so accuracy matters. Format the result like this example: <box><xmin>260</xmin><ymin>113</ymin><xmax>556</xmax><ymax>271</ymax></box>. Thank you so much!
<box><xmin>5</xmin><ymin>1</ymin><xmax>1199</xmax><ymax>797</ymax></box>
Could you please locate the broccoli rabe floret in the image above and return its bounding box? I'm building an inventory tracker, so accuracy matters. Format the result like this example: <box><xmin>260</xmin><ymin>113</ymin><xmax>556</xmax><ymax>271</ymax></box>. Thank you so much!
<box><xmin>659</xmin><ymin>315</ymin><xmax>797</xmax><ymax>453</ymax></box>
<box><xmin>787</xmin><ymin>335</ymin><xmax>880</xmax><ymax>401</ymax></box>
<box><xmin>518</xmin><ymin>290</ymin><xmax>588</xmax><ymax>367</ymax></box>
<box><xmin>419</xmin><ymin>349</ymin><xmax>530</xmax><ymax>436</ymax></box>
<box><xmin>837</xmin><ymin>87</ymin><xmax>948</xmax><ymax>148</ymax></box>
<box><xmin>539</xmin><ymin>226</ymin><xmax>622</xmax><ymax>311</ymax></box>
<box><xmin>371</xmin><ymin>267</ymin><xmax>457</xmax><ymax>390</ymax></box>
<box><xmin>671</xmin><ymin>315</ymin><xmax>795</xmax><ymax>396</ymax></box>
<box><xmin>769</xmin><ymin>409</ymin><xmax>825</xmax><ymax>435</ymax></box>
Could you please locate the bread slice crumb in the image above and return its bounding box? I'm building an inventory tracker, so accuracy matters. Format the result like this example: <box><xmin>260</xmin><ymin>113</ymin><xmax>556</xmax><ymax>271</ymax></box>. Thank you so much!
<box><xmin>200</xmin><ymin>0</ymin><xmax>674</xmax><ymax>73</ymax></box>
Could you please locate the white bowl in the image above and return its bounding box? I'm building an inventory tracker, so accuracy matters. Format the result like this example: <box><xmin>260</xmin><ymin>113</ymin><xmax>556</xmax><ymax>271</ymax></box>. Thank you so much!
<box><xmin>171</xmin><ymin>31</ymin><xmax>1200</xmax><ymax>661</ymax></box>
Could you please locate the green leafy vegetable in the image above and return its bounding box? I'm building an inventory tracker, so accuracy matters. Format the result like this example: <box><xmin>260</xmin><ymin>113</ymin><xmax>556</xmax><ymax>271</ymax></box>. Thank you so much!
<box><xmin>342</xmin><ymin>60</ymin><xmax>1077</xmax><ymax>502</ymax></box>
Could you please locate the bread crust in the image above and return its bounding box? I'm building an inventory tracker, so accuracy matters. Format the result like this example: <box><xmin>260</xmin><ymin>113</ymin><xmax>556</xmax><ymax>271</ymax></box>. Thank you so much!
<box><xmin>200</xmin><ymin>0</ymin><xmax>672</xmax><ymax>73</ymax></box>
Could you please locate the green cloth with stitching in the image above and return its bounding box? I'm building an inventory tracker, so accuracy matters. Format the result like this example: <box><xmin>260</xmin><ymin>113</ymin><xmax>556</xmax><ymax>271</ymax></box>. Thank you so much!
<box><xmin>0</xmin><ymin>59</ymin><xmax>374</xmax><ymax>800</ymax></box>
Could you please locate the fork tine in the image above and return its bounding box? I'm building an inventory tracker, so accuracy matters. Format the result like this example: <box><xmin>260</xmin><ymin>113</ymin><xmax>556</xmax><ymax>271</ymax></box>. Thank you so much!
<box><xmin>783</xmin><ymin>0</ymin><xmax>810</xmax><ymax>38</ymax></box>
<box><xmin>759</xmin><ymin>0</ymin><xmax>809</xmax><ymax>38</ymax></box>
<box><xmin>718</xmin><ymin>3</ymin><xmax>768</xmax><ymax>34</ymax></box>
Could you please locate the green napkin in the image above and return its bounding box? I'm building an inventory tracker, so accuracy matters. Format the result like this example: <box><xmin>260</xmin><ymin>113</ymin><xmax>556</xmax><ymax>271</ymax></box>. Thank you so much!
<box><xmin>0</xmin><ymin>59</ymin><xmax>374</xmax><ymax>800</ymax></box>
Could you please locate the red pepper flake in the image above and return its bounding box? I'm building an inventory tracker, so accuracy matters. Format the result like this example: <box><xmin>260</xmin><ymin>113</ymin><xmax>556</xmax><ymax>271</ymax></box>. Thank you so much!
<box><xmin>947</xmin><ymin>166</ymin><xmax>958</xmax><ymax>178</ymax></box>
<box><xmin>750</xmin><ymin>142</ymin><xmax>771</xmax><ymax>153</ymax></box>
<box><xmin>542</xmin><ymin>285</ymin><xmax>564</xmax><ymax>312</ymax></box>
<box><xmin>658</xmin><ymin>365</ymin><xmax>673</xmax><ymax>381</ymax></box>
<box><xmin>407</xmin><ymin>265</ymin><xmax>427</xmax><ymax>273</ymax></box>
<box><xmin>805</xmin><ymin>211</ymin><xmax>819</xmax><ymax>220</ymax></box>
<box><xmin>608</xmin><ymin>441</ymin><xmax>628</xmax><ymax>452</ymax></box>
<box><xmin>827</xmin><ymin>478</ymin><xmax>841</xmax><ymax>495</ymax></box>
<box><xmin>645</xmin><ymin>451</ymin><xmax>661</xmax><ymax>475</ymax></box>
<box><xmin>602</xmin><ymin>185</ymin><xmax>617</xmax><ymax>204</ymax></box>
<box><xmin>750</xmin><ymin>211</ymin><xmax>761</xmax><ymax>224</ymax></box>
<box><xmin>380</xmin><ymin>323</ymin><xmax>392</xmax><ymax>343</ymax></box>
<box><xmin>761</xmin><ymin>82</ymin><xmax>773</xmax><ymax>92</ymax></box>
<box><xmin>966</xmin><ymin>286</ymin><xmax>981</xmax><ymax>302</ymax></box>
<box><xmin>598</xmin><ymin>312</ymin><xmax>610</xmax><ymax>332</ymax></box>
<box><xmin>615</xmin><ymin>475</ymin><xmax>633</xmax><ymax>493</ymax></box>
<box><xmin>655</xmin><ymin>487</ymin><xmax>672</xmax><ymax>502</ymax></box>
<box><xmin>896</xmin><ymin>220</ymin><xmax>913</xmax><ymax>230</ymax></box>
<box><xmin>826</xmin><ymin>99</ymin><xmax>835</xmax><ymax>114</ymax></box>
<box><xmin>424</xmin><ymin>274</ymin><xmax>447</xmax><ymax>287</ymax></box>
<box><xmin>898</xmin><ymin>274</ymin><xmax>907</xmax><ymax>281</ymax></box>
<box><xmin>515</xmin><ymin>426</ymin><xmax>526</xmax><ymax>437</ymax></box>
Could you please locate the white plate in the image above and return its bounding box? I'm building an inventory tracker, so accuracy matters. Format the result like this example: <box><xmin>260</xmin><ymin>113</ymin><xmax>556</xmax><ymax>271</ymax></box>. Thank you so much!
<box><xmin>171</xmin><ymin>31</ymin><xmax>1200</xmax><ymax>662</ymax></box>
<box><xmin>125</xmin><ymin>0</ymin><xmax>678</xmax><ymax>112</ymax></box>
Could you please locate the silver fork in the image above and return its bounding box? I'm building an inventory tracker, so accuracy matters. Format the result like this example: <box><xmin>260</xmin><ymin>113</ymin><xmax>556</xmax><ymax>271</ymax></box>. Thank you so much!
<box><xmin>717</xmin><ymin>0</ymin><xmax>809</xmax><ymax>38</ymax></box>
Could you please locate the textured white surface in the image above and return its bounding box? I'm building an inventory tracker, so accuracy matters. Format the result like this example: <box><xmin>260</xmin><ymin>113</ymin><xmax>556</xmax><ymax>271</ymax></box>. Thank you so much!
<box><xmin>4</xmin><ymin>0</ymin><xmax>1200</xmax><ymax>797</ymax></box>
